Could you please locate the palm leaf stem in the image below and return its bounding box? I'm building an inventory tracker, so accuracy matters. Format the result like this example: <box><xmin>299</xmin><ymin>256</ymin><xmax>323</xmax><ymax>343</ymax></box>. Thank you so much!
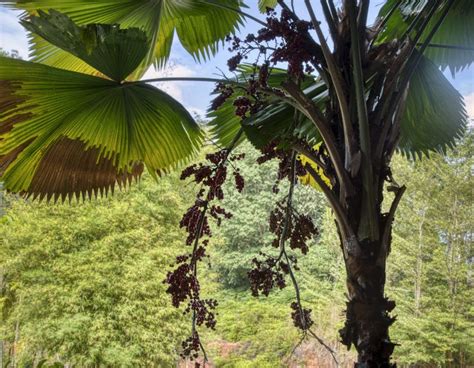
<box><xmin>349</xmin><ymin>0</ymin><xmax>378</xmax><ymax>241</ymax></box>
<box><xmin>321</xmin><ymin>0</ymin><xmax>339</xmax><ymax>42</ymax></box>
<box><xmin>369</xmin><ymin>0</ymin><xmax>403</xmax><ymax>47</ymax></box>
<box><xmin>357</xmin><ymin>0</ymin><xmax>370</xmax><ymax>31</ymax></box>
<box><xmin>304</xmin><ymin>163</ymin><xmax>356</xmax><ymax>249</ymax></box>
<box><xmin>292</xmin><ymin>142</ymin><xmax>328</xmax><ymax>172</ymax></box>
<box><xmin>133</xmin><ymin>77</ymin><xmax>296</xmax><ymax>106</ymax></box>
<box><xmin>408</xmin><ymin>0</ymin><xmax>444</xmax><ymax>47</ymax></box>
<box><xmin>373</xmin><ymin>0</ymin><xmax>402</xmax><ymax>40</ymax></box>
<box><xmin>401</xmin><ymin>0</ymin><xmax>439</xmax><ymax>41</ymax></box>
<box><xmin>282</xmin><ymin>80</ymin><xmax>354</xmax><ymax>197</ymax></box>
<box><xmin>304</xmin><ymin>0</ymin><xmax>355</xmax><ymax>175</ymax></box>
<box><xmin>421</xmin><ymin>43</ymin><xmax>474</xmax><ymax>51</ymax></box>
<box><xmin>326</xmin><ymin>0</ymin><xmax>338</xmax><ymax>21</ymax></box>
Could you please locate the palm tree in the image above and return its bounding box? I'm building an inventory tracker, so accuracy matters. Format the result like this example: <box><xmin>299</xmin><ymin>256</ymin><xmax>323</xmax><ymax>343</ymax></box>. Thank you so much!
<box><xmin>0</xmin><ymin>0</ymin><xmax>471</xmax><ymax>366</ymax></box>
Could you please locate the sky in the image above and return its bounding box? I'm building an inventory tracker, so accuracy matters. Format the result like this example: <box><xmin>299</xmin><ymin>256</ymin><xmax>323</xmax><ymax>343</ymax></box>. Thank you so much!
<box><xmin>0</xmin><ymin>1</ymin><xmax>473</xmax><ymax>119</ymax></box>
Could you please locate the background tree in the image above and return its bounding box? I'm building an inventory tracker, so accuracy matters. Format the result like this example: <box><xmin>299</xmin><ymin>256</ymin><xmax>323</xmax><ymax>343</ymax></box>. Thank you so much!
<box><xmin>0</xmin><ymin>1</ymin><xmax>472</xmax><ymax>366</ymax></box>
<box><xmin>387</xmin><ymin>132</ymin><xmax>474</xmax><ymax>366</ymax></box>
<box><xmin>215</xmin><ymin>142</ymin><xmax>327</xmax><ymax>289</ymax></box>
<box><xmin>0</xmin><ymin>175</ymin><xmax>190</xmax><ymax>367</ymax></box>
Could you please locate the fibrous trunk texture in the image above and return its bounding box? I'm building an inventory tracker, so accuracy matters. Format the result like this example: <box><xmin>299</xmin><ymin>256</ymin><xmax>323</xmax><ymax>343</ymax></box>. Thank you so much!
<box><xmin>341</xmin><ymin>249</ymin><xmax>396</xmax><ymax>367</ymax></box>
<box><xmin>336</xmin><ymin>172</ymin><xmax>399</xmax><ymax>366</ymax></box>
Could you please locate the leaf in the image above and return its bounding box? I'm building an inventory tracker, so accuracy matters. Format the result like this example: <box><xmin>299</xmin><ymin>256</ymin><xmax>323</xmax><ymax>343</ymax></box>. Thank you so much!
<box><xmin>21</xmin><ymin>9</ymin><xmax>149</xmax><ymax>81</ymax></box>
<box><xmin>398</xmin><ymin>55</ymin><xmax>467</xmax><ymax>157</ymax></box>
<box><xmin>378</xmin><ymin>0</ymin><xmax>474</xmax><ymax>73</ymax></box>
<box><xmin>5</xmin><ymin>0</ymin><xmax>244</xmax><ymax>76</ymax></box>
<box><xmin>258</xmin><ymin>0</ymin><xmax>278</xmax><ymax>12</ymax></box>
<box><xmin>0</xmin><ymin>56</ymin><xmax>203</xmax><ymax>199</ymax></box>
<box><xmin>209</xmin><ymin>66</ymin><xmax>324</xmax><ymax>149</ymax></box>
<box><xmin>298</xmin><ymin>143</ymin><xmax>331</xmax><ymax>191</ymax></box>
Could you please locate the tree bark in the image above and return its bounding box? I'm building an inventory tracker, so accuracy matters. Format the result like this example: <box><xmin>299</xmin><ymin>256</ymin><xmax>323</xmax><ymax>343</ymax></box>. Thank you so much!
<box><xmin>339</xmin><ymin>235</ymin><xmax>397</xmax><ymax>367</ymax></box>
<box><xmin>333</xmin><ymin>176</ymin><xmax>403</xmax><ymax>367</ymax></box>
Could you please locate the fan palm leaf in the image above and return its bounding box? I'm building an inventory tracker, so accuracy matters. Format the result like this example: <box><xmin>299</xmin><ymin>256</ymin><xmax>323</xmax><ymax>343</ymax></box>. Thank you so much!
<box><xmin>2</xmin><ymin>0</ymin><xmax>244</xmax><ymax>76</ymax></box>
<box><xmin>0</xmin><ymin>13</ymin><xmax>203</xmax><ymax>200</ymax></box>
<box><xmin>379</xmin><ymin>0</ymin><xmax>474</xmax><ymax>73</ymax></box>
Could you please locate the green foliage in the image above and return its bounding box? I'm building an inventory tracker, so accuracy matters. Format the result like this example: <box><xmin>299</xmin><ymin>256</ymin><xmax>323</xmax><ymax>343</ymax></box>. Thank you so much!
<box><xmin>209</xmin><ymin>68</ymin><xmax>324</xmax><ymax>149</ymax></box>
<box><xmin>379</xmin><ymin>0</ymin><xmax>474</xmax><ymax>73</ymax></box>
<box><xmin>399</xmin><ymin>54</ymin><xmax>467</xmax><ymax>157</ymax></box>
<box><xmin>3</xmin><ymin>0</ymin><xmax>244</xmax><ymax>75</ymax></box>
<box><xmin>213</xmin><ymin>143</ymin><xmax>327</xmax><ymax>289</ymax></box>
<box><xmin>388</xmin><ymin>132</ymin><xmax>474</xmax><ymax>366</ymax></box>
<box><xmin>258</xmin><ymin>0</ymin><xmax>278</xmax><ymax>13</ymax></box>
<box><xmin>22</xmin><ymin>10</ymin><xmax>149</xmax><ymax>82</ymax></box>
<box><xmin>0</xmin><ymin>137</ymin><xmax>472</xmax><ymax>366</ymax></box>
<box><xmin>0</xmin><ymin>174</ymin><xmax>191</xmax><ymax>367</ymax></box>
<box><xmin>0</xmin><ymin>12</ymin><xmax>204</xmax><ymax>198</ymax></box>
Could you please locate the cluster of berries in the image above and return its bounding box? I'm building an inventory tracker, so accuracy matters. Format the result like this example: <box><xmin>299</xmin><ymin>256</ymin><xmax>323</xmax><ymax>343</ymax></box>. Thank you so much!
<box><xmin>248</xmin><ymin>254</ymin><xmax>287</xmax><ymax>297</ymax></box>
<box><xmin>212</xmin><ymin>7</ymin><xmax>318</xmax><ymax>122</ymax></box>
<box><xmin>269</xmin><ymin>203</ymin><xmax>318</xmax><ymax>255</ymax></box>
<box><xmin>165</xmin><ymin>149</ymin><xmax>245</xmax><ymax>363</ymax></box>
<box><xmin>228</xmin><ymin>8</ymin><xmax>317</xmax><ymax>79</ymax></box>
<box><xmin>290</xmin><ymin>301</ymin><xmax>314</xmax><ymax>330</ymax></box>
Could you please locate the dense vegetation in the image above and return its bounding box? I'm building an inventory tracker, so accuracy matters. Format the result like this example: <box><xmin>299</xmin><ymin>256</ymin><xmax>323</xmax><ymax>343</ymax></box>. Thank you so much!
<box><xmin>1</xmin><ymin>134</ymin><xmax>472</xmax><ymax>367</ymax></box>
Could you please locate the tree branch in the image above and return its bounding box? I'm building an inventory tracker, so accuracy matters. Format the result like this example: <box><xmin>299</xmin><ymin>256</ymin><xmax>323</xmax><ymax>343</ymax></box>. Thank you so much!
<box><xmin>378</xmin><ymin>185</ymin><xmax>406</xmax><ymax>265</ymax></box>
<box><xmin>321</xmin><ymin>0</ymin><xmax>339</xmax><ymax>42</ymax></box>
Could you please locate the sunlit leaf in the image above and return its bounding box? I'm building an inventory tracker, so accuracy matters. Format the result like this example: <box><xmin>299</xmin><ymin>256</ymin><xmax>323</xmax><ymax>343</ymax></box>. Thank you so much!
<box><xmin>0</xmin><ymin>56</ymin><xmax>203</xmax><ymax>200</ymax></box>
<box><xmin>258</xmin><ymin>0</ymin><xmax>277</xmax><ymax>12</ymax></box>
<box><xmin>3</xmin><ymin>0</ymin><xmax>244</xmax><ymax>76</ymax></box>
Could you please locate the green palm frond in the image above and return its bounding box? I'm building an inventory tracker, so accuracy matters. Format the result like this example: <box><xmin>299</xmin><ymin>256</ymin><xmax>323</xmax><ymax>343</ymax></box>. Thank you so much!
<box><xmin>209</xmin><ymin>66</ymin><xmax>323</xmax><ymax>149</ymax></box>
<box><xmin>3</xmin><ymin>0</ymin><xmax>244</xmax><ymax>76</ymax></box>
<box><xmin>379</xmin><ymin>0</ymin><xmax>474</xmax><ymax>73</ymax></box>
<box><xmin>0</xmin><ymin>16</ymin><xmax>204</xmax><ymax>200</ymax></box>
<box><xmin>21</xmin><ymin>9</ymin><xmax>148</xmax><ymax>81</ymax></box>
<box><xmin>398</xmin><ymin>55</ymin><xmax>468</xmax><ymax>157</ymax></box>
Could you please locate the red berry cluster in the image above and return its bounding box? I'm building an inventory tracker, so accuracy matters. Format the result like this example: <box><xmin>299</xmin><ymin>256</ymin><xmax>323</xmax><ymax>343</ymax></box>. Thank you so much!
<box><xmin>252</xmin><ymin>142</ymin><xmax>319</xmax><ymax>332</ymax></box>
<box><xmin>290</xmin><ymin>301</ymin><xmax>314</xmax><ymax>330</ymax></box>
<box><xmin>248</xmin><ymin>254</ymin><xmax>287</xmax><ymax>297</ymax></box>
<box><xmin>166</xmin><ymin>149</ymin><xmax>245</xmax><ymax>362</ymax></box>
<box><xmin>227</xmin><ymin>8</ymin><xmax>317</xmax><ymax>80</ymax></box>
<box><xmin>257</xmin><ymin>142</ymin><xmax>307</xmax><ymax>193</ymax></box>
<box><xmin>211</xmin><ymin>83</ymin><xmax>234</xmax><ymax>111</ymax></box>
<box><xmin>233</xmin><ymin>170</ymin><xmax>245</xmax><ymax>193</ymax></box>
<box><xmin>181</xmin><ymin>332</ymin><xmax>205</xmax><ymax>368</ymax></box>
<box><xmin>290</xmin><ymin>214</ymin><xmax>318</xmax><ymax>254</ymax></box>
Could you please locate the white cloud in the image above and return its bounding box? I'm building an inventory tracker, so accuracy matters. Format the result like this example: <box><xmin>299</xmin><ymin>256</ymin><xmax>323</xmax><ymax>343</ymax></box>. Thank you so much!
<box><xmin>463</xmin><ymin>92</ymin><xmax>474</xmax><ymax>120</ymax></box>
<box><xmin>187</xmin><ymin>107</ymin><xmax>207</xmax><ymax>120</ymax></box>
<box><xmin>141</xmin><ymin>63</ymin><xmax>196</xmax><ymax>103</ymax></box>
<box><xmin>0</xmin><ymin>9</ymin><xmax>29</xmax><ymax>58</ymax></box>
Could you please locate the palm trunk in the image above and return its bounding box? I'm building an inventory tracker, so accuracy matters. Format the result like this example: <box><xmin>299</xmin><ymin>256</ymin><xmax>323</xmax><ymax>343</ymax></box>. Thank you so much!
<box><xmin>336</xmin><ymin>178</ymin><xmax>401</xmax><ymax>367</ymax></box>
<box><xmin>339</xmin><ymin>239</ymin><xmax>396</xmax><ymax>367</ymax></box>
